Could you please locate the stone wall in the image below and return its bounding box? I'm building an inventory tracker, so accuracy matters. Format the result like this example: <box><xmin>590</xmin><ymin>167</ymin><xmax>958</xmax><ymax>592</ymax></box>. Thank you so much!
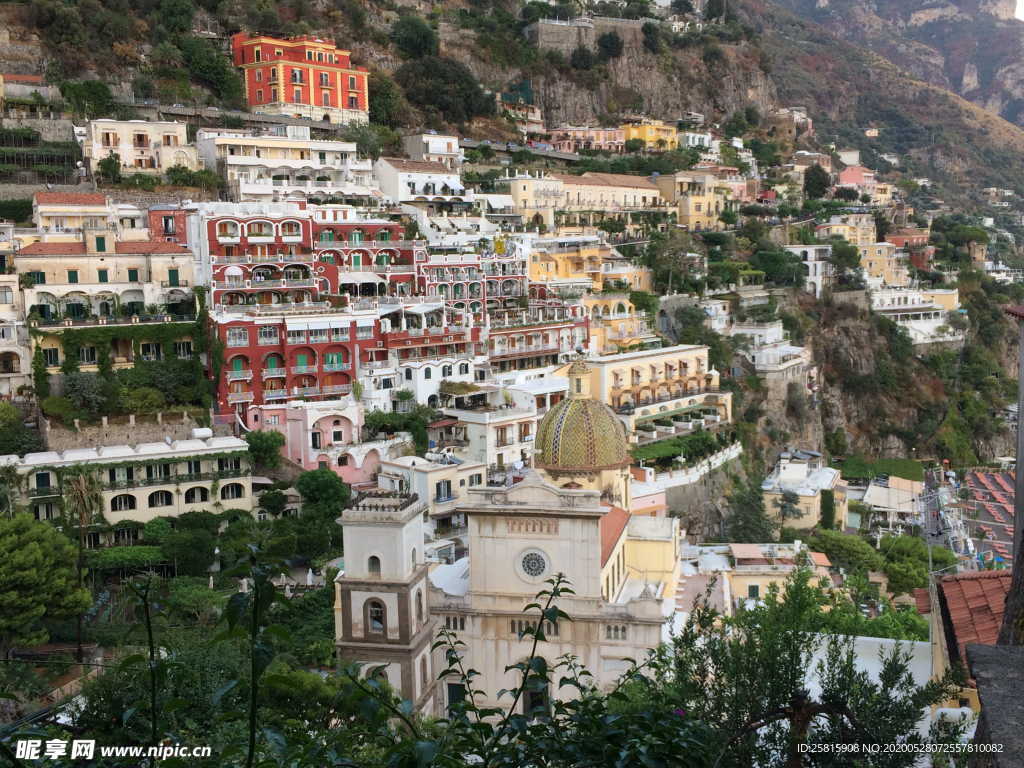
<box><xmin>525</xmin><ymin>17</ymin><xmax>657</xmax><ymax>56</ymax></box>
<box><xmin>42</xmin><ymin>411</ymin><xmax>232</xmax><ymax>451</ymax></box>
<box><xmin>0</xmin><ymin>181</ymin><xmax>91</xmax><ymax>201</ymax></box>
<box><xmin>0</xmin><ymin>117</ymin><xmax>75</xmax><ymax>142</ymax></box>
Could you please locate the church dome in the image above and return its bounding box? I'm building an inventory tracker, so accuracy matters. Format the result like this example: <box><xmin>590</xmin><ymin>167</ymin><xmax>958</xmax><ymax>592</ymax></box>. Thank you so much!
<box><xmin>535</xmin><ymin>392</ymin><xmax>630</xmax><ymax>473</ymax></box>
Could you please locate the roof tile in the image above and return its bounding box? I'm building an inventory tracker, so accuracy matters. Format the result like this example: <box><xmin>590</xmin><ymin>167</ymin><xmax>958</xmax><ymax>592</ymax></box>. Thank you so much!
<box><xmin>939</xmin><ymin>570</ymin><xmax>1013</xmax><ymax>664</ymax></box>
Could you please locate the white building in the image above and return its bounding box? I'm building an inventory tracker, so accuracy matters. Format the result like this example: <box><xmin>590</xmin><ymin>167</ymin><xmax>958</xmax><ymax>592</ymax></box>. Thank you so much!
<box><xmin>783</xmin><ymin>244</ymin><xmax>833</xmax><ymax>298</ymax></box>
<box><xmin>699</xmin><ymin>299</ymin><xmax>731</xmax><ymax>333</ymax></box>
<box><xmin>402</xmin><ymin>132</ymin><xmax>464</xmax><ymax>170</ymax></box>
<box><xmin>373</xmin><ymin>157</ymin><xmax>473</xmax><ymax>208</ymax></box>
<box><xmin>0</xmin><ymin>269</ymin><xmax>29</xmax><ymax>398</ymax></box>
<box><xmin>871</xmin><ymin>288</ymin><xmax>964</xmax><ymax>346</ymax></box>
<box><xmin>196</xmin><ymin>126</ymin><xmax>378</xmax><ymax>203</ymax></box>
<box><xmin>440</xmin><ymin>383</ymin><xmax>539</xmax><ymax>469</ymax></box>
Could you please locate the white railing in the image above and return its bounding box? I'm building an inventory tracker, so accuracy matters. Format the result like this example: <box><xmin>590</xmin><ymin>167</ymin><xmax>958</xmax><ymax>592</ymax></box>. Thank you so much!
<box><xmin>227</xmin><ymin>392</ymin><xmax>254</xmax><ymax>403</ymax></box>
<box><xmin>291</xmin><ymin>365</ymin><xmax>317</xmax><ymax>374</ymax></box>
<box><xmin>262</xmin><ymin>368</ymin><xmax>286</xmax><ymax>379</ymax></box>
<box><xmin>226</xmin><ymin>370</ymin><xmax>253</xmax><ymax>382</ymax></box>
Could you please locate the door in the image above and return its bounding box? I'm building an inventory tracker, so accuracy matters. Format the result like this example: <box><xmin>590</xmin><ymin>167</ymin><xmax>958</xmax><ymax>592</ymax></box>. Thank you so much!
<box><xmin>296</xmin><ymin>353</ymin><xmax>309</xmax><ymax>369</ymax></box>
<box><xmin>167</xmin><ymin>268</ymin><xmax>179</xmax><ymax>287</ymax></box>
<box><xmin>232</xmin><ymin>357</ymin><xmax>244</xmax><ymax>372</ymax></box>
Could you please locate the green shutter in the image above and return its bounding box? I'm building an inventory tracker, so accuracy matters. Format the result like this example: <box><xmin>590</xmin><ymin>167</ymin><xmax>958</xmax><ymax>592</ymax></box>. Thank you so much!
<box><xmin>167</xmin><ymin>268</ymin><xmax>179</xmax><ymax>287</ymax></box>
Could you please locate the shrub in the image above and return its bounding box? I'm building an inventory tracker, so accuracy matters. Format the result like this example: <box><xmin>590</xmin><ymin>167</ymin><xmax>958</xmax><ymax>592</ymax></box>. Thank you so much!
<box><xmin>390</xmin><ymin>15</ymin><xmax>438</xmax><ymax>58</ymax></box>
<box><xmin>121</xmin><ymin>386</ymin><xmax>165</xmax><ymax>414</ymax></box>
<box><xmin>394</xmin><ymin>56</ymin><xmax>495</xmax><ymax>123</ymax></box>
<box><xmin>597</xmin><ymin>31</ymin><xmax>624</xmax><ymax>59</ymax></box>
<box><xmin>40</xmin><ymin>395</ymin><xmax>81</xmax><ymax>426</ymax></box>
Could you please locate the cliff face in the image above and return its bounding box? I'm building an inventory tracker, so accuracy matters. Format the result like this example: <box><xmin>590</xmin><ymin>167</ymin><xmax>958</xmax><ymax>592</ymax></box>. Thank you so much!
<box><xmin>772</xmin><ymin>0</ymin><xmax>1024</xmax><ymax>126</ymax></box>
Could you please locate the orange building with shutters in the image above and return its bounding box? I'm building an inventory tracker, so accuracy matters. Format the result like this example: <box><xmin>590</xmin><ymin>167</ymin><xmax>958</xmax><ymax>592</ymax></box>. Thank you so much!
<box><xmin>230</xmin><ymin>33</ymin><xmax>369</xmax><ymax>125</ymax></box>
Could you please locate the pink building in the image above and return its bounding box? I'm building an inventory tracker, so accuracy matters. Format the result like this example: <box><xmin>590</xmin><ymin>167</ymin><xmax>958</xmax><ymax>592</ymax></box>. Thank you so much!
<box><xmin>837</xmin><ymin>166</ymin><xmax>877</xmax><ymax>195</ymax></box>
<box><xmin>247</xmin><ymin>399</ymin><xmax>400</xmax><ymax>487</ymax></box>
<box><xmin>551</xmin><ymin>126</ymin><xmax>625</xmax><ymax>154</ymax></box>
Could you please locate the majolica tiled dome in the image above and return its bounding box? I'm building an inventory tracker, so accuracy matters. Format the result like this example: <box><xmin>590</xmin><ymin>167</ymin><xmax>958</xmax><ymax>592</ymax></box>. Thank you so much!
<box><xmin>536</xmin><ymin>363</ymin><xmax>629</xmax><ymax>472</ymax></box>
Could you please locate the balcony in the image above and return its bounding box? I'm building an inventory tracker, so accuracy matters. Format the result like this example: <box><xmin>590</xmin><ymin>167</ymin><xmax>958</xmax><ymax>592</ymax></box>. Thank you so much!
<box><xmin>228</xmin><ymin>392</ymin><xmax>255</xmax><ymax>404</ymax></box>
<box><xmin>294</xmin><ymin>386</ymin><xmax>320</xmax><ymax>396</ymax></box>
<box><xmin>216</xmin><ymin>301</ymin><xmax>332</xmax><ymax>315</ymax></box>
<box><xmin>161</xmin><ymin>280</ymin><xmax>190</xmax><ymax>288</ymax></box>
<box><xmin>226</xmin><ymin>369</ymin><xmax>253</xmax><ymax>382</ymax></box>
<box><xmin>490</xmin><ymin>344</ymin><xmax>564</xmax><ymax>360</ymax></box>
<box><xmin>217</xmin><ymin>233</ymin><xmax>241</xmax><ymax>244</ymax></box>
<box><xmin>323</xmin><ymin>362</ymin><xmax>349</xmax><ymax>372</ymax></box>
<box><xmin>247</xmin><ymin>234</ymin><xmax>275</xmax><ymax>244</ymax></box>
<box><xmin>322</xmin><ymin>384</ymin><xmax>351</xmax><ymax>396</ymax></box>
<box><xmin>264</xmin><ymin>389</ymin><xmax>288</xmax><ymax>400</ymax></box>
<box><xmin>291</xmin><ymin>365</ymin><xmax>318</xmax><ymax>375</ymax></box>
<box><xmin>262</xmin><ymin>367</ymin><xmax>287</xmax><ymax>379</ymax></box>
<box><xmin>258</xmin><ymin>336</ymin><xmax>280</xmax><ymax>346</ymax></box>
<box><xmin>29</xmin><ymin>486</ymin><xmax>60</xmax><ymax>498</ymax></box>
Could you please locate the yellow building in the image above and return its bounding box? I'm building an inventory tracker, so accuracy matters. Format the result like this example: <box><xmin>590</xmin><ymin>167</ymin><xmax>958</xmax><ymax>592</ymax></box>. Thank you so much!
<box><xmin>654</xmin><ymin>171</ymin><xmax>734</xmax><ymax>232</ymax></box>
<box><xmin>816</xmin><ymin>213</ymin><xmax>876</xmax><ymax>247</ymax></box>
<box><xmin>583</xmin><ymin>294</ymin><xmax>660</xmax><ymax>354</ymax></box>
<box><xmin>554</xmin><ymin>344</ymin><xmax>732</xmax><ymax>442</ymax></box>
<box><xmin>860</xmin><ymin>242</ymin><xmax>909</xmax><ymax>287</ymax></box>
<box><xmin>761</xmin><ymin>449</ymin><xmax>848</xmax><ymax>532</ymax></box>
<box><xmin>621</xmin><ymin>119</ymin><xmax>678</xmax><ymax>151</ymax></box>
<box><xmin>84</xmin><ymin>119</ymin><xmax>199</xmax><ymax>174</ymax></box>
<box><xmin>527</xmin><ymin>232</ymin><xmax>613</xmax><ymax>293</ymax></box>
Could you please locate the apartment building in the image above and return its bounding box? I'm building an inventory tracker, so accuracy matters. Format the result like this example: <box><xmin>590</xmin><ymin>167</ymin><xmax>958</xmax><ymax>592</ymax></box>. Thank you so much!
<box><xmin>583</xmin><ymin>293</ymin><xmax>659</xmax><ymax>354</ymax></box>
<box><xmin>621</xmin><ymin>119</ymin><xmax>678</xmax><ymax>150</ymax></box>
<box><xmin>486</xmin><ymin>304</ymin><xmax>589</xmax><ymax>375</ymax></box>
<box><xmin>440</xmin><ymin>384</ymin><xmax>539</xmax><ymax>469</ymax></box>
<box><xmin>231</xmin><ymin>33</ymin><xmax>369</xmax><ymax>124</ymax></box>
<box><xmin>373</xmin><ymin>157</ymin><xmax>473</xmax><ymax>209</ymax></box>
<box><xmin>550</xmin><ymin>126</ymin><xmax>625</xmax><ymax>154</ymax></box>
<box><xmin>871</xmin><ymin>288</ymin><xmax>964</xmax><ymax>346</ymax></box>
<box><xmin>402</xmin><ymin>132</ymin><xmax>464</xmax><ymax>170</ymax></box>
<box><xmin>0</xmin><ymin>271</ymin><xmax>28</xmax><ymax>397</ymax></box>
<box><xmin>654</xmin><ymin>170</ymin><xmax>734</xmax><ymax>232</ymax></box>
<box><xmin>816</xmin><ymin>213</ymin><xmax>876</xmax><ymax>247</ymax></box>
<box><xmin>525</xmin><ymin>232</ymin><xmax>614</xmax><ymax>294</ymax></box>
<box><xmin>84</xmin><ymin>119</ymin><xmax>199</xmax><ymax>174</ymax></box>
<box><xmin>782</xmin><ymin>244</ymin><xmax>833</xmax><ymax>298</ymax></box>
<box><xmin>3</xmin><ymin>435</ymin><xmax>254</xmax><ymax>532</ymax></box>
<box><xmin>860</xmin><ymin>242</ymin><xmax>909</xmax><ymax>287</ymax></box>
<box><xmin>196</xmin><ymin>126</ymin><xmax>377</xmax><ymax>203</ymax></box>
<box><xmin>559</xmin><ymin>344</ymin><xmax>732</xmax><ymax>442</ymax></box>
<box><xmin>415</xmin><ymin>245</ymin><xmax>528</xmax><ymax>314</ymax></box>
<box><xmin>761</xmin><ymin>448</ymin><xmax>847</xmax><ymax>531</ymax></box>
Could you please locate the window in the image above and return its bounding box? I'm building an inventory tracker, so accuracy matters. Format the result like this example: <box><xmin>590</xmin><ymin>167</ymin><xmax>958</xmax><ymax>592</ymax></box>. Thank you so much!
<box><xmin>311</xmin><ymin>431</ymin><xmax>321</xmax><ymax>449</ymax></box>
<box><xmin>442</xmin><ymin>365</ymin><xmax>453</xmax><ymax>377</ymax></box>
<box><xmin>127</xmin><ymin>268</ymin><xmax>139</xmax><ymax>282</ymax></box>
<box><xmin>146</xmin><ymin>464</ymin><xmax>171</xmax><ymax>481</ymax></box>
<box><xmin>287</xmin><ymin>330</ymin><xmax>306</xmax><ymax>344</ymax></box>
<box><xmin>255</xmin><ymin>70</ymin><xmax>262</xmax><ymax>82</ymax></box>
<box><xmin>0</xmin><ymin>287</ymin><xmax>11</xmax><ymax>304</ymax></box>
<box><xmin>66</xmin><ymin>269</ymin><xmax>78</xmax><ymax>284</ymax></box>
<box><xmin>321</xmin><ymin>90</ymin><xmax>331</xmax><ymax>107</ymax></box>
<box><xmin>114</xmin><ymin>527</ymin><xmax>139</xmax><ymax>545</ymax></box>
<box><xmin>348</xmin><ymin>95</ymin><xmax>358</xmax><ymax>109</ymax></box>
<box><xmin>423</xmin><ymin>368</ymin><xmax>432</xmax><ymax>380</ymax></box>
<box><xmin>254</xmin><ymin>48</ymin><xmax>261</xmax><ymax>62</ymax></box>
<box><xmin>174</xmin><ymin>341</ymin><xmax>192</xmax><ymax>358</ymax></box>
<box><xmin>469</xmin><ymin>473</ymin><xmax>482</xmax><ymax>487</ymax></box>
<box><xmin>420</xmin><ymin>656</ymin><xmax>427</xmax><ymax>686</ymax></box>
<box><xmin>186</xmin><ymin>459</ymin><xmax>201</xmax><ymax>476</ymax></box>
<box><xmin>294</xmin><ymin>88</ymin><xmax>302</xmax><ymax>102</ymax></box>
<box><xmin>34</xmin><ymin>471</ymin><xmax>51</xmax><ymax>489</ymax></box>
<box><xmin>319</xmin><ymin>72</ymin><xmax>329</xmax><ymax>86</ymax></box>
<box><xmin>291</xmin><ymin>69</ymin><xmax>304</xmax><ymax>83</ymax></box>
<box><xmin>43</xmin><ymin>348</ymin><xmax>59</xmax><ymax>366</ymax></box>
<box><xmin>258</xmin><ymin>326</ymin><xmax>279</xmax><ymax>345</ymax></box>
<box><xmin>446</xmin><ymin>683</ymin><xmax>466</xmax><ymax>716</ymax></box>
<box><xmin>138</xmin><ymin>342</ymin><xmax>163</xmax><ymax>362</ymax></box>
<box><xmin>459</xmin><ymin>363</ymin><xmax>469</xmax><ymax>375</ymax></box>
<box><xmin>416</xmin><ymin>590</ymin><xmax>424</xmax><ymax>622</ymax></box>
<box><xmin>34</xmin><ymin>502</ymin><xmax>56</xmax><ymax>521</ymax></box>
<box><xmin>107</xmin><ymin>466</ymin><xmax>133</xmax><ymax>485</ymax></box>
<box><xmin>435</xmin><ymin>480</ymin><xmax>453</xmax><ymax>502</ymax></box>
<box><xmin>444</xmin><ymin>615</ymin><xmax>466</xmax><ymax>631</ymax></box>
<box><xmin>110</xmin><ymin>494</ymin><xmax>136</xmax><ymax>512</ymax></box>
<box><xmin>221</xmin><ymin>483</ymin><xmax>245</xmax><ymax>500</ymax></box>
<box><xmin>184</xmin><ymin>487</ymin><xmax>209</xmax><ymax>504</ymax></box>
<box><xmin>748</xmin><ymin>584</ymin><xmax>760</xmax><ymax>599</ymax></box>
<box><xmin>404</xmin><ymin>368</ymin><xmax>412</xmax><ymax>381</ymax></box>
<box><xmin>227</xmin><ymin>328</ymin><xmax>249</xmax><ymax>347</ymax></box>
<box><xmin>367</xmin><ymin>600</ymin><xmax>385</xmax><ymax>634</ymax></box>
<box><xmin>256</xmin><ymin>89</ymin><xmax>263</xmax><ymax>102</ymax></box>
<box><xmin>331</xmin><ymin>328</ymin><xmax>349</xmax><ymax>341</ymax></box>
<box><xmin>309</xmin><ymin>329</ymin><xmax>328</xmax><ymax>343</ymax></box>
<box><xmin>368</xmin><ymin>556</ymin><xmax>381</xmax><ymax>577</ymax></box>
<box><xmin>95</xmin><ymin>237</ymin><xmax>107</xmax><ymax>253</ymax></box>
<box><xmin>148</xmin><ymin>490</ymin><xmax>173</xmax><ymax>508</ymax></box>
<box><xmin>348</xmin><ymin>75</ymin><xmax>357</xmax><ymax>89</ymax></box>
<box><xmin>524</xmin><ymin>682</ymin><xmax>550</xmax><ymax>717</ymax></box>
<box><xmin>218</xmin><ymin>457</ymin><xmax>242</xmax><ymax>472</ymax></box>
<box><xmin>338</xmin><ymin>455</ymin><xmax>349</xmax><ymax>466</ymax></box>
<box><xmin>271</xmin><ymin>87</ymin><xmax>278</xmax><ymax>101</ymax></box>
<box><xmin>356</xmin><ymin>326</ymin><xmax>372</xmax><ymax>339</ymax></box>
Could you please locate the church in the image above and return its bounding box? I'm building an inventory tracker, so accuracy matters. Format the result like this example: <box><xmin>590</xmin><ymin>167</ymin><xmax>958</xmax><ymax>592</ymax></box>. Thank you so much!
<box><xmin>333</xmin><ymin>361</ymin><xmax>681</xmax><ymax>715</ymax></box>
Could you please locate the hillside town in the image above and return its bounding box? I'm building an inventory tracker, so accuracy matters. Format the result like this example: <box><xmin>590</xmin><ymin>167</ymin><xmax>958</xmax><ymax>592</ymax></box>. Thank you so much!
<box><xmin>2</xmin><ymin>3</ymin><xmax>1024</xmax><ymax>766</ymax></box>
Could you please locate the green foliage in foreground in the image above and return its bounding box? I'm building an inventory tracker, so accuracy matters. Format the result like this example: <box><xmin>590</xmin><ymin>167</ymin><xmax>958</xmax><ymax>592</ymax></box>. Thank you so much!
<box><xmin>1</xmin><ymin>560</ymin><xmax>969</xmax><ymax>767</ymax></box>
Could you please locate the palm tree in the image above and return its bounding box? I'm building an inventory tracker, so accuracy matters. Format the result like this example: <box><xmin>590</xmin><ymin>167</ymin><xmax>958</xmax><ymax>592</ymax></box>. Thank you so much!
<box><xmin>63</xmin><ymin>471</ymin><xmax>104</xmax><ymax>663</ymax></box>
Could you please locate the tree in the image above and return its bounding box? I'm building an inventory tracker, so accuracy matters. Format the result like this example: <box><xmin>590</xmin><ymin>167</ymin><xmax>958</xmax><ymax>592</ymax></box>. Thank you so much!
<box><xmin>390</xmin><ymin>15</ymin><xmax>438</xmax><ymax>58</ymax></box>
<box><xmin>245</xmin><ymin>430</ymin><xmax>285</xmax><ymax>469</ymax></box>
<box><xmin>259</xmin><ymin>489</ymin><xmax>287</xmax><ymax>518</ymax></box>
<box><xmin>368</xmin><ymin>71</ymin><xmax>409</xmax><ymax>128</ymax></box>
<box><xmin>727</xmin><ymin>477</ymin><xmax>776</xmax><ymax>542</ymax></box>
<box><xmin>570</xmin><ymin>45</ymin><xmax>595</xmax><ymax>70</ymax></box>
<box><xmin>597</xmin><ymin>31</ymin><xmax>623</xmax><ymax>60</ymax></box>
<box><xmin>828</xmin><ymin>237</ymin><xmax>861</xmax><ymax>275</ymax></box>
<box><xmin>97</xmin><ymin>152</ymin><xmax>122</xmax><ymax>184</ymax></box>
<box><xmin>808</xmin><ymin>530</ymin><xmax>884</xmax><ymax>574</ymax></box>
<box><xmin>0</xmin><ymin>515</ymin><xmax>91</xmax><ymax>658</ymax></box>
<box><xmin>296</xmin><ymin>468</ymin><xmax>351</xmax><ymax>513</ymax></box>
<box><xmin>394</xmin><ymin>56</ymin><xmax>495</xmax><ymax>124</ymax></box>
<box><xmin>0</xmin><ymin>402</ymin><xmax>43</xmax><ymax>456</ymax></box>
<box><xmin>161</xmin><ymin>528</ymin><xmax>216</xmax><ymax>576</ymax></box>
<box><xmin>719</xmin><ymin>209</ymin><xmax>738</xmax><ymax>227</ymax></box>
<box><xmin>641</xmin><ymin>22</ymin><xmax>661</xmax><ymax>54</ymax></box>
<box><xmin>833</xmin><ymin>186</ymin><xmax>858</xmax><ymax>202</ymax></box>
<box><xmin>803</xmin><ymin>164</ymin><xmax>830</xmax><ymax>199</ymax></box>
<box><xmin>671</xmin><ymin>0</ymin><xmax>695</xmax><ymax>12</ymax></box>
<box><xmin>820</xmin><ymin>489</ymin><xmax>836</xmax><ymax>529</ymax></box>
<box><xmin>624</xmin><ymin>138</ymin><xmax>645</xmax><ymax>153</ymax></box>
<box><xmin>64</xmin><ymin>372</ymin><xmax>108</xmax><ymax>415</ymax></box>
<box><xmin>773</xmin><ymin>490</ymin><xmax>802</xmax><ymax>522</ymax></box>
<box><xmin>859</xmin><ymin>193</ymin><xmax>872</xmax><ymax>204</ymax></box>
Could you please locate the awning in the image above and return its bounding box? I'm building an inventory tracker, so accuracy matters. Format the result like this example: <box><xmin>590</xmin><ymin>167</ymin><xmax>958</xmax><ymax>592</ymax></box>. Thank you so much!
<box><xmin>355</xmin><ymin>316</ymin><xmax>376</xmax><ymax>327</ymax></box>
<box><xmin>284</xmin><ymin>318</ymin><xmax>335</xmax><ymax>331</ymax></box>
<box><xmin>729</xmin><ymin>543</ymin><xmax>764</xmax><ymax>560</ymax></box>
<box><xmin>340</xmin><ymin>272</ymin><xmax>385</xmax><ymax>283</ymax></box>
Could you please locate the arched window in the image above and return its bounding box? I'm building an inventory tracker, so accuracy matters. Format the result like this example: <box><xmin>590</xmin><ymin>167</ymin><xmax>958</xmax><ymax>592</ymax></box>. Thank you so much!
<box><xmin>424</xmin><ymin>368</ymin><xmax>432</xmax><ymax>380</ymax></box>
<box><xmin>221</xmin><ymin>483</ymin><xmax>245</xmax><ymax>500</ymax></box>
<box><xmin>148</xmin><ymin>490</ymin><xmax>172</xmax><ymax>508</ymax></box>
<box><xmin>411</xmin><ymin>548</ymin><xmax>417</xmax><ymax>567</ymax></box>
<box><xmin>184</xmin><ymin>487</ymin><xmax>209</xmax><ymax>504</ymax></box>
<box><xmin>110</xmin><ymin>494</ymin><xmax>136</xmax><ymax>512</ymax></box>
<box><xmin>367</xmin><ymin>600</ymin><xmax>385</xmax><ymax>634</ymax></box>
<box><xmin>420</xmin><ymin>656</ymin><xmax>428</xmax><ymax>686</ymax></box>
<box><xmin>416</xmin><ymin>590</ymin><xmax>424</xmax><ymax>623</ymax></box>
<box><xmin>459</xmin><ymin>363</ymin><xmax>469</xmax><ymax>375</ymax></box>
<box><xmin>442</xmin><ymin>365</ymin><xmax>453</xmax><ymax>377</ymax></box>
<box><xmin>368</xmin><ymin>555</ymin><xmax>381</xmax><ymax>577</ymax></box>
<box><xmin>405</xmin><ymin>368</ymin><xmax>413</xmax><ymax>380</ymax></box>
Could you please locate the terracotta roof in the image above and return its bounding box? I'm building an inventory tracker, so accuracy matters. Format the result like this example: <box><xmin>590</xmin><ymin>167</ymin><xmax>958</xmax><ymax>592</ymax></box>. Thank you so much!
<box><xmin>427</xmin><ymin>417</ymin><xmax>458</xmax><ymax>428</ymax></box>
<box><xmin>938</xmin><ymin>570</ymin><xmax>1012</xmax><ymax>664</ymax></box>
<box><xmin>2</xmin><ymin>74</ymin><xmax>44</xmax><ymax>84</ymax></box>
<box><xmin>600</xmin><ymin>505</ymin><xmax>630</xmax><ymax>567</ymax></box>
<box><xmin>380</xmin><ymin>157</ymin><xmax>453</xmax><ymax>174</ymax></box>
<box><xmin>913</xmin><ymin>588</ymin><xmax>931</xmax><ymax>615</ymax></box>
<box><xmin>33</xmin><ymin>192</ymin><xmax>107</xmax><ymax>206</ymax></box>
<box><xmin>556</xmin><ymin>172</ymin><xmax>658</xmax><ymax>190</ymax></box>
<box><xmin>114</xmin><ymin>241</ymin><xmax>190</xmax><ymax>254</ymax></box>
<box><xmin>809</xmin><ymin>551</ymin><xmax>832</xmax><ymax>568</ymax></box>
<box><xmin>1005</xmin><ymin>306</ymin><xmax>1024</xmax><ymax>321</ymax></box>
<box><xmin>18</xmin><ymin>240</ymin><xmax>190</xmax><ymax>256</ymax></box>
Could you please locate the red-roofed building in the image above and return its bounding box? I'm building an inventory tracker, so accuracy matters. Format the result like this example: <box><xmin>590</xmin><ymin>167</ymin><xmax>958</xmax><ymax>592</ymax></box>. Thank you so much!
<box><xmin>931</xmin><ymin>569</ymin><xmax>1013</xmax><ymax>711</ymax></box>
<box><xmin>230</xmin><ymin>33</ymin><xmax>368</xmax><ymax>125</ymax></box>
